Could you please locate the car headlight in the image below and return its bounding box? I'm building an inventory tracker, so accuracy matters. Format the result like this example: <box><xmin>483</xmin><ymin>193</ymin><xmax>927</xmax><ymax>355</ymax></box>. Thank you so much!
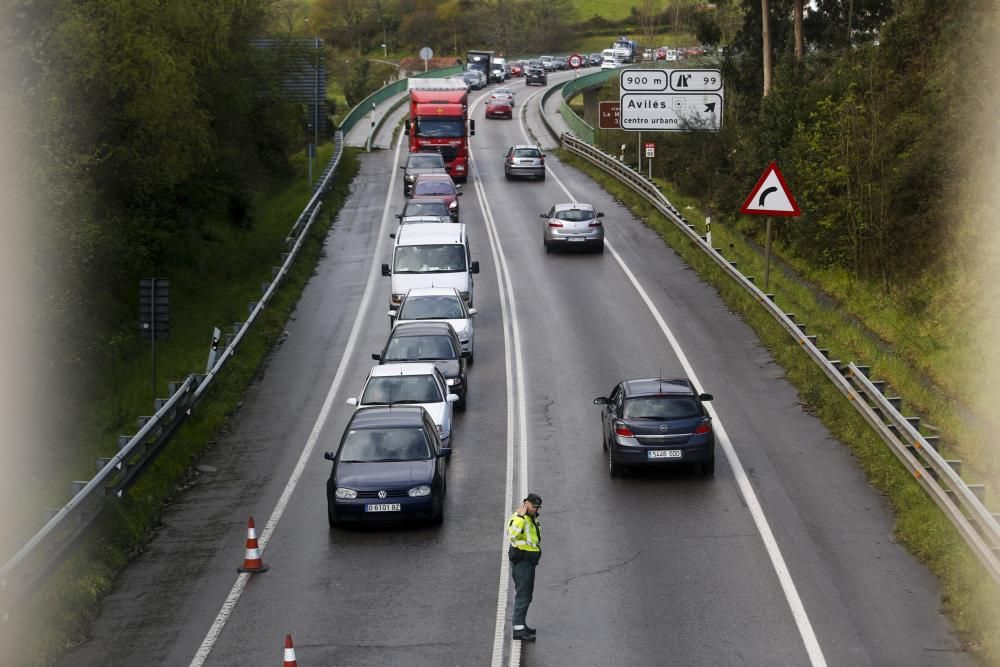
<box><xmin>408</xmin><ymin>485</ymin><xmax>431</xmax><ymax>497</ymax></box>
<box><xmin>405</xmin><ymin>174</ymin><xmax>415</xmax><ymax>182</ymax></box>
<box><xmin>455</xmin><ymin>165</ymin><xmax>465</xmax><ymax>172</ymax></box>
<box><xmin>448</xmin><ymin>200</ymin><xmax>458</xmax><ymax>210</ymax></box>
<box><xmin>390</xmin><ymin>293</ymin><xmax>404</xmax><ymax>305</ymax></box>
<box><xmin>334</xmin><ymin>487</ymin><xmax>357</xmax><ymax>499</ymax></box>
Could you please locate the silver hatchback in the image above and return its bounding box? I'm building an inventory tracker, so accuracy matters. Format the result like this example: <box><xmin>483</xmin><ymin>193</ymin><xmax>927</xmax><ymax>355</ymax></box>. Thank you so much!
<box><xmin>541</xmin><ymin>203</ymin><xmax>605</xmax><ymax>253</ymax></box>
<box><xmin>504</xmin><ymin>145</ymin><xmax>545</xmax><ymax>181</ymax></box>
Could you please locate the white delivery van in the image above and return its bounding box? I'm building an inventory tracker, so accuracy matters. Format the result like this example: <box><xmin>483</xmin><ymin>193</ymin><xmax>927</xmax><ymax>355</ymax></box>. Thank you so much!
<box><xmin>600</xmin><ymin>49</ymin><xmax>620</xmax><ymax>70</ymax></box>
<box><xmin>382</xmin><ymin>223</ymin><xmax>480</xmax><ymax>310</ymax></box>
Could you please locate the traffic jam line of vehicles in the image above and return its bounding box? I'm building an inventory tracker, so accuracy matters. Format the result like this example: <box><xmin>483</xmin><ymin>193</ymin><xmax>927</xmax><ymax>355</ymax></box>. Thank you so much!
<box><xmin>323</xmin><ymin>60</ymin><xmax>714</xmax><ymax>529</ymax></box>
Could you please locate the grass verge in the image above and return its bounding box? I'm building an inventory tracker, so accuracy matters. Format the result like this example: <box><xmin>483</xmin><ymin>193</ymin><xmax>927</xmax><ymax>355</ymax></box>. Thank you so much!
<box><xmin>10</xmin><ymin>147</ymin><xmax>360</xmax><ymax>666</ymax></box>
<box><xmin>560</xmin><ymin>149</ymin><xmax>1000</xmax><ymax>664</ymax></box>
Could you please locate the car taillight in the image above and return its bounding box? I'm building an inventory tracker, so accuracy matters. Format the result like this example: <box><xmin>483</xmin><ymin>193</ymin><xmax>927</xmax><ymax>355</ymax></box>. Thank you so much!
<box><xmin>589</xmin><ymin>220</ymin><xmax>602</xmax><ymax>227</ymax></box>
<box><xmin>548</xmin><ymin>221</ymin><xmax>563</xmax><ymax>227</ymax></box>
<box><xmin>694</xmin><ymin>420</ymin><xmax>712</xmax><ymax>435</ymax></box>
<box><xmin>614</xmin><ymin>423</ymin><xmax>634</xmax><ymax>437</ymax></box>
<box><xmin>540</xmin><ymin>156</ymin><xmax>545</xmax><ymax>165</ymax></box>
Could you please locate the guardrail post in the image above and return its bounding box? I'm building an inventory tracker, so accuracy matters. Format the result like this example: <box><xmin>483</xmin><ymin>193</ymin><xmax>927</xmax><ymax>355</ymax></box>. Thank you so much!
<box><xmin>95</xmin><ymin>458</ymin><xmax>111</xmax><ymax>472</ymax></box>
<box><xmin>118</xmin><ymin>436</ymin><xmax>131</xmax><ymax>450</ymax></box>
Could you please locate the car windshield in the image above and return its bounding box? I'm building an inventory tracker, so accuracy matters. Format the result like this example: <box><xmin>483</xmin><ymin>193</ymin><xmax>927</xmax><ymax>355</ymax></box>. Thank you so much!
<box><xmin>415</xmin><ymin>119</ymin><xmax>465</xmax><ymax>138</ymax></box>
<box><xmin>393</xmin><ymin>244</ymin><xmax>466</xmax><ymax>273</ymax></box>
<box><xmin>361</xmin><ymin>375</ymin><xmax>443</xmax><ymax>404</ymax></box>
<box><xmin>339</xmin><ymin>427</ymin><xmax>432</xmax><ymax>463</ymax></box>
<box><xmin>514</xmin><ymin>148</ymin><xmax>540</xmax><ymax>158</ymax></box>
<box><xmin>554</xmin><ymin>208</ymin><xmax>595</xmax><ymax>222</ymax></box>
<box><xmin>623</xmin><ymin>397</ymin><xmax>701</xmax><ymax>420</ymax></box>
<box><xmin>413</xmin><ymin>180</ymin><xmax>455</xmax><ymax>196</ymax></box>
<box><xmin>403</xmin><ymin>202</ymin><xmax>449</xmax><ymax>217</ymax></box>
<box><xmin>384</xmin><ymin>334</ymin><xmax>457</xmax><ymax>361</ymax></box>
<box><xmin>399</xmin><ymin>295</ymin><xmax>465</xmax><ymax>320</ymax></box>
<box><xmin>409</xmin><ymin>155</ymin><xmax>444</xmax><ymax>169</ymax></box>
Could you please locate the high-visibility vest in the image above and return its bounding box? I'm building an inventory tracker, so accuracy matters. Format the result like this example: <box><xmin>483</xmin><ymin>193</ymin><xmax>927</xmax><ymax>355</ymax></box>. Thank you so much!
<box><xmin>508</xmin><ymin>512</ymin><xmax>540</xmax><ymax>552</ymax></box>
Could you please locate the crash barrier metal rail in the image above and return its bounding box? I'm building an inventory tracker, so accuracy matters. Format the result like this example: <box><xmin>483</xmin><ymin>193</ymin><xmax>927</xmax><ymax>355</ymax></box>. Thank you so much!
<box><xmin>538</xmin><ymin>81</ymin><xmax>569</xmax><ymax>144</ymax></box>
<box><xmin>558</xmin><ymin>132</ymin><xmax>1000</xmax><ymax>586</ymax></box>
<box><xmin>0</xmin><ymin>133</ymin><xmax>347</xmax><ymax>623</ymax></box>
<box><xmin>339</xmin><ymin>65</ymin><xmax>463</xmax><ymax>137</ymax></box>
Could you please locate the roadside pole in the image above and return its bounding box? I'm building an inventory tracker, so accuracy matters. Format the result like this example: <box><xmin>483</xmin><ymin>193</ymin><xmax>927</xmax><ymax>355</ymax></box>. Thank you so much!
<box><xmin>763</xmin><ymin>217</ymin><xmax>773</xmax><ymax>289</ymax></box>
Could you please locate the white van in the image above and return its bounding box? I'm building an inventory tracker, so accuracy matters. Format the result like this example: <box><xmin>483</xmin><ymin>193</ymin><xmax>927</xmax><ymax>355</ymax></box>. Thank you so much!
<box><xmin>491</xmin><ymin>57</ymin><xmax>508</xmax><ymax>83</ymax></box>
<box><xmin>600</xmin><ymin>49</ymin><xmax>620</xmax><ymax>70</ymax></box>
<box><xmin>382</xmin><ymin>223</ymin><xmax>480</xmax><ymax>310</ymax></box>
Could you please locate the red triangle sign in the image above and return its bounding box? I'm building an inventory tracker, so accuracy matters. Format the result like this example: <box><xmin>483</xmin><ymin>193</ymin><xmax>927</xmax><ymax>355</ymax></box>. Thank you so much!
<box><xmin>740</xmin><ymin>162</ymin><xmax>801</xmax><ymax>217</ymax></box>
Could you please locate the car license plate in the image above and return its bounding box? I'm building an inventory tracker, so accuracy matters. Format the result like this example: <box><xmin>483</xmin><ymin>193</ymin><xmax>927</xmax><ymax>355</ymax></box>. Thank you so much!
<box><xmin>365</xmin><ymin>503</ymin><xmax>401</xmax><ymax>512</ymax></box>
<box><xmin>648</xmin><ymin>450</ymin><xmax>682</xmax><ymax>459</ymax></box>
<box><xmin>568</xmin><ymin>236</ymin><xmax>586</xmax><ymax>242</ymax></box>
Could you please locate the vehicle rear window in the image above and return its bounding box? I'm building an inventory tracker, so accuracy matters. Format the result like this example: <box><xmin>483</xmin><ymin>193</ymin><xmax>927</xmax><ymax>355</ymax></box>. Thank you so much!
<box><xmin>393</xmin><ymin>244</ymin><xmax>467</xmax><ymax>273</ymax></box>
<box><xmin>384</xmin><ymin>334</ymin><xmax>458</xmax><ymax>361</ymax></box>
<box><xmin>514</xmin><ymin>148</ymin><xmax>540</xmax><ymax>158</ymax></box>
<box><xmin>623</xmin><ymin>397</ymin><xmax>701</xmax><ymax>420</ymax></box>
<box><xmin>361</xmin><ymin>375</ymin><xmax>443</xmax><ymax>404</ymax></box>
<box><xmin>554</xmin><ymin>208</ymin><xmax>594</xmax><ymax>222</ymax></box>
<box><xmin>339</xmin><ymin>427</ymin><xmax>431</xmax><ymax>462</ymax></box>
<box><xmin>403</xmin><ymin>202</ymin><xmax>449</xmax><ymax>217</ymax></box>
<box><xmin>414</xmin><ymin>180</ymin><xmax>456</xmax><ymax>196</ymax></box>
<box><xmin>399</xmin><ymin>295</ymin><xmax>465</xmax><ymax>320</ymax></box>
<box><xmin>409</xmin><ymin>155</ymin><xmax>443</xmax><ymax>168</ymax></box>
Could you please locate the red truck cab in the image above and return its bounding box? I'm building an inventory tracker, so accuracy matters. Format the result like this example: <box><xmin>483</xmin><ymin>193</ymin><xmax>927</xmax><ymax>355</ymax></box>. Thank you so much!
<box><xmin>406</xmin><ymin>80</ymin><xmax>475</xmax><ymax>182</ymax></box>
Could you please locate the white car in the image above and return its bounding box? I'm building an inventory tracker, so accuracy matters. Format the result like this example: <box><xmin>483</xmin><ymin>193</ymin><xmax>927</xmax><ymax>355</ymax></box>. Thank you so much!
<box><xmin>390</xmin><ymin>287</ymin><xmax>477</xmax><ymax>363</ymax></box>
<box><xmin>347</xmin><ymin>363</ymin><xmax>459</xmax><ymax>446</ymax></box>
<box><xmin>491</xmin><ymin>87</ymin><xmax>515</xmax><ymax>107</ymax></box>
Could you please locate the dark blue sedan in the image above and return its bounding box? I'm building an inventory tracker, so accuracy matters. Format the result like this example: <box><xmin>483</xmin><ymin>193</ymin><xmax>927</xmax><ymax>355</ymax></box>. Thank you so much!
<box><xmin>325</xmin><ymin>406</ymin><xmax>450</xmax><ymax>526</ymax></box>
<box><xmin>594</xmin><ymin>377</ymin><xmax>715</xmax><ymax>478</ymax></box>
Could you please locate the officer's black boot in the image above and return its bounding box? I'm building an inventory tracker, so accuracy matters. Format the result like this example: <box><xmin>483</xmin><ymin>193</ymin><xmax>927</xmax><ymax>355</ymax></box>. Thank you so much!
<box><xmin>512</xmin><ymin>627</ymin><xmax>536</xmax><ymax>641</ymax></box>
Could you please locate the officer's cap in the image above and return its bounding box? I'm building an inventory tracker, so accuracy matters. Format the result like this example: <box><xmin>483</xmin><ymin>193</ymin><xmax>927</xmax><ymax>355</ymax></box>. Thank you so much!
<box><xmin>525</xmin><ymin>493</ymin><xmax>542</xmax><ymax>507</ymax></box>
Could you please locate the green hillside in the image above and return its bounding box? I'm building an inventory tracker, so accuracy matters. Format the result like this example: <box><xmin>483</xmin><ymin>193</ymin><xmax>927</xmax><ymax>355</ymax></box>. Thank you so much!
<box><xmin>574</xmin><ymin>0</ymin><xmax>641</xmax><ymax>22</ymax></box>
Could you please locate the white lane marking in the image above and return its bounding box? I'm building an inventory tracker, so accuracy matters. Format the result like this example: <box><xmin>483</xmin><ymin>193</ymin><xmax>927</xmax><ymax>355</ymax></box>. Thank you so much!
<box><xmin>533</xmin><ymin>140</ymin><xmax>828</xmax><ymax>667</ymax></box>
<box><xmin>189</xmin><ymin>133</ymin><xmax>406</xmax><ymax>667</ymax></box>
<box><xmin>469</xmin><ymin>92</ymin><xmax>529</xmax><ymax>667</ymax></box>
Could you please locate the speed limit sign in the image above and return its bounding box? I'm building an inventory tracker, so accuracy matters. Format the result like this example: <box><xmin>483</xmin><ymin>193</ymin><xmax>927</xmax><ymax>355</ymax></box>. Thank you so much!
<box><xmin>567</xmin><ymin>54</ymin><xmax>583</xmax><ymax>69</ymax></box>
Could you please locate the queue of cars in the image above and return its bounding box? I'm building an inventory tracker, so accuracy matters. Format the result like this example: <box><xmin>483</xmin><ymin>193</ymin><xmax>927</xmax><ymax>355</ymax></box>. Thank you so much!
<box><xmin>325</xmin><ymin>62</ymin><xmax>711</xmax><ymax>528</ymax></box>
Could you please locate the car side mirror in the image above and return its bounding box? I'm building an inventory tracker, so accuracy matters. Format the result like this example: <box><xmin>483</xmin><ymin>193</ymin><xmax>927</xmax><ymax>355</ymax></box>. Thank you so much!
<box><xmin>470</xmin><ymin>261</ymin><xmax>480</xmax><ymax>274</ymax></box>
<box><xmin>381</xmin><ymin>263</ymin><xmax>391</xmax><ymax>276</ymax></box>
<box><xmin>389</xmin><ymin>233</ymin><xmax>396</xmax><ymax>239</ymax></box>
<box><xmin>372</xmin><ymin>352</ymin><xmax>381</xmax><ymax>361</ymax></box>
<box><xmin>404</xmin><ymin>119</ymin><xmax>411</xmax><ymax>135</ymax></box>
<box><xmin>539</xmin><ymin>213</ymin><xmax>547</xmax><ymax>219</ymax></box>
<box><xmin>324</xmin><ymin>452</ymin><xmax>336</xmax><ymax>461</ymax></box>
<box><xmin>399</xmin><ymin>165</ymin><xmax>405</xmax><ymax>170</ymax></box>
<box><xmin>594</xmin><ymin>397</ymin><xmax>608</xmax><ymax>405</ymax></box>
<box><xmin>456</xmin><ymin>191</ymin><xmax>463</xmax><ymax>197</ymax></box>
<box><xmin>447</xmin><ymin>394</ymin><xmax>459</xmax><ymax>403</ymax></box>
<box><xmin>469</xmin><ymin>119</ymin><xmax>475</xmax><ymax>135</ymax></box>
<box><xmin>597</xmin><ymin>212</ymin><xmax>605</xmax><ymax>218</ymax></box>
<box><xmin>346</xmin><ymin>398</ymin><xmax>358</xmax><ymax>406</ymax></box>
<box><xmin>468</xmin><ymin>308</ymin><xmax>477</xmax><ymax>316</ymax></box>
<box><xmin>395</xmin><ymin>214</ymin><xmax>402</xmax><ymax>220</ymax></box>
<box><xmin>439</xmin><ymin>447</ymin><xmax>452</xmax><ymax>458</ymax></box>
<box><xmin>699</xmin><ymin>393</ymin><xmax>714</xmax><ymax>402</ymax></box>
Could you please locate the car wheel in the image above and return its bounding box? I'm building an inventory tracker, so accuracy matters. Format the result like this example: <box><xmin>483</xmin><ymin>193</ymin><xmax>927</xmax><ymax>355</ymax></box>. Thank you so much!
<box><xmin>601</xmin><ymin>429</ymin><xmax>608</xmax><ymax>451</ymax></box>
<box><xmin>505</xmin><ymin>170</ymin><xmax>511</xmax><ymax>180</ymax></box>
<box><xmin>596</xmin><ymin>242</ymin><xmax>605</xmax><ymax>254</ymax></box>
<box><xmin>328</xmin><ymin>508</ymin><xmax>340</xmax><ymax>528</ymax></box>
<box><xmin>457</xmin><ymin>391</ymin><xmax>467</xmax><ymax>411</ymax></box>
<box><xmin>544</xmin><ymin>238</ymin><xmax>551</xmax><ymax>253</ymax></box>
<box><xmin>432</xmin><ymin>498</ymin><xmax>444</xmax><ymax>525</ymax></box>
<box><xmin>539</xmin><ymin>172</ymin><xmax>546</xmax><ymax>181</ymax></box>
<box><xmin>609</xmin><ymin>449</ymin><xmax>623</xmax><ymax>478</ymax></box>
<box><xmin>699</xmin><ymin>457</ymin><xmax>716</xmax><ymax>477</ymax></box>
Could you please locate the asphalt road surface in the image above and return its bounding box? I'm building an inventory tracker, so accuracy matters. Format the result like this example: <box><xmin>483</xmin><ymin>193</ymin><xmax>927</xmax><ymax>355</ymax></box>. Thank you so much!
<box><xmin>58</xmin><ymin>72</ymin><xmax>969</xmax><ymax>667</ymax></box>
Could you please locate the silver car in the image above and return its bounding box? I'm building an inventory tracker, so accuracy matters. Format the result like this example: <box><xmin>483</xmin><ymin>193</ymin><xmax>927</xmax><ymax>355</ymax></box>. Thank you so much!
<box><xmin>347</xmin><ymin>363</ymin><xmax>459</xmax><ymax>447</ymax></box>
<box><xmin>504</xmin><ymin>145</ymin><xmax>545</xmax><ymax>181</ymax></box>
<box><xmin>390</xmin><ymin>287</ymin><xmax>477</xmax><ymax>363</ymax></box>
<box><xmin>541</xmin><ymin>202</ymin><xmax>605</xmax><ymax>253</ymax></box>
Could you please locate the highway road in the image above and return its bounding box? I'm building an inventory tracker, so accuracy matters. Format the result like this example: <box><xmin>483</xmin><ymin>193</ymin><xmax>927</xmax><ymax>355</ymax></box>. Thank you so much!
<box><xmin>58</xmin><ymin>71</ymin><xmax>968</xmax><ymax>666</ymax></box>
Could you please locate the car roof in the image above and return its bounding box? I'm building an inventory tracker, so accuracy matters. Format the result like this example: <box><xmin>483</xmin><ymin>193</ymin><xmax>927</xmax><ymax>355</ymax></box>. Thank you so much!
<box><xmin>623</xmin><ymin>378</ymin><xmax>696</xmax><ymax>397</ymax></box>
<box><xmin>391</xmin><ymin>321</ymin><xmax>458</xmax><ymax>337</ymax></box>
<box><xmin>552</xmin><ymin>202</ymin><xmax>596</xmax><ymax>212</ymax></box>
<box><xmin>396</xmin><ymin>223</ymin><xmax>466</xmax><ymax>244</ymax></box>
<box><xmin>404</xmin><ymin>287</ymin><xmax>462</xmax><ymax>298</ymax></box>
<box><xmin>405</xmin><ymin>196</ymin><xmax>449</xmax><ymax>206</ymax></box>
<box><xmin>368</xmin><ymin>362</ymin><xmax>440</xmax><ymax>378</ymax></box>
<box><xmin>509</xmin><ymin>144</ymin><xmax>540</xmax><ymax>151</ymax></box>
<box><xmin>413</xmin><ymin>173</ymin><xmax>454</xmax><ymax>183</ymax></box>
<box><xmin>349</xmin><ymin>405</ymin><xmax>428</xmax><ymax>429</ymax></box>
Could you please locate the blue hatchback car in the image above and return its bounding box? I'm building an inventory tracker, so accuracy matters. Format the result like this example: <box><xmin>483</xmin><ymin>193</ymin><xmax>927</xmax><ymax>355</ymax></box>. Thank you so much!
<box><xmin>594</xmin><ymin>378</ymin><xmax>715</xmax><ymax>478</ymax></box>
<box><xmin>325</xmin><ymin>406</ymin><xmax>450</xmax><ymax>526</ymax></box>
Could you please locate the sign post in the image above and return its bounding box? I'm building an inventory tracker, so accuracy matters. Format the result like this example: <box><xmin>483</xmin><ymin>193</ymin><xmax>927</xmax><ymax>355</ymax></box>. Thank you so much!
<box><xmin>644</xmin><ymin>142</ymin><xmax>655</xmax><ymax>179</ymax></box>
<box><xmin>739</xmin><ymin>162</ymin><xmax>802</xmax><ymax>290</ymax></box>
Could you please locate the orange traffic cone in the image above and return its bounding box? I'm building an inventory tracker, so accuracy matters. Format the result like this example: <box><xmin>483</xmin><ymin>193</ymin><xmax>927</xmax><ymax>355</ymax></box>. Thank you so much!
<box><xmin>236</xmin><ymin>517</ymin><xmax>269</xmax><ymax>573</ymax></box>
<box><xmin>283</xmin><ymin>634</ymin><xmax>298</xmax><ymax>666</ymax></box>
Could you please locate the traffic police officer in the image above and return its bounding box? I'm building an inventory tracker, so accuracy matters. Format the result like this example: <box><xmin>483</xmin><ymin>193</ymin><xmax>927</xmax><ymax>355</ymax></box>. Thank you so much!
<box><xmin>508</xmin><ymin>493</ymin><xmax>542</xmax><ymax>641</ymax></box>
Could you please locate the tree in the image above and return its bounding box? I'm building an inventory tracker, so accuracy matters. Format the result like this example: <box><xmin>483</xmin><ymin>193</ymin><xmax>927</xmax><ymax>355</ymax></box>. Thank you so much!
<box><xmin>635</xmin><ymin>0</ymin><xmax>662</xmax><ymax>49</ymax></box>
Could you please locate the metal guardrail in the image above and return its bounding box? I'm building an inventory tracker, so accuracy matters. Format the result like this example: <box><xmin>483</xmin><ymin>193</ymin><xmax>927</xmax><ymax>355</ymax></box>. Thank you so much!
<box><xmin>558</xmin><ymin>132</ymin><xmax>1000</xmax><ymax>586</ymax></box>
<box><xmin>0</xmin><ymin>132</ymin><xmax>347</xmax><ymax>623</ymax></box>
<box><xmin>339</xmin><ymin>65</ymin><xmax>463</xmax><ymax>136</ymax></box>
